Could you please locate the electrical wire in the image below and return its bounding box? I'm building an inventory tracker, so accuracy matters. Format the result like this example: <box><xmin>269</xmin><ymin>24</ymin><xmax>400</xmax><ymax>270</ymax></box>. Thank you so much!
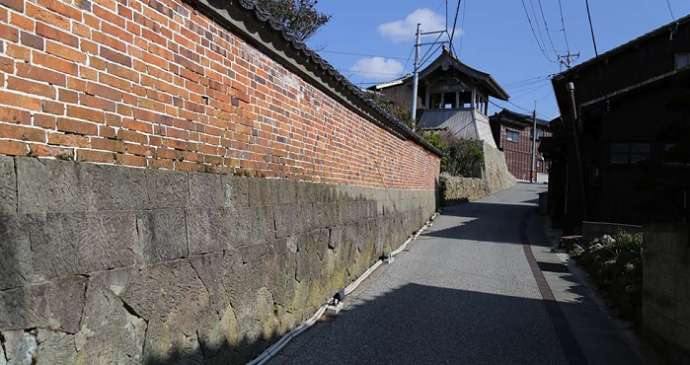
<box><xmin>584</xmin><ymin>0</ymin><xmax>599</xmax><ymax>57</ymax></box>
<box><xmin>536</xmin><ymin>0</ymin><xmax>560</xmax><ymax>57</ymax></box>
<box><xmin>665</xmin><ymin>0</ymin><xmax>676</xmax><ymax>21</ymax></box>
<box><xmin>449</xmin><ymin>0</ymin><xmax>462</xmax><ymax>55</ymax></box>
<box><xmin>557</xmin><ymin>0</ymin><xmax>571</xmax><ymax>55</ymax></box>
<box><xmin>520</xmin><ymin>0</ymin><xmax>556</xmax><ymax>63</ymax></box>
<box><xmin>457</xmin><ymin>0</ymin><xmax>469</xmax><ymax>56</ymax></box>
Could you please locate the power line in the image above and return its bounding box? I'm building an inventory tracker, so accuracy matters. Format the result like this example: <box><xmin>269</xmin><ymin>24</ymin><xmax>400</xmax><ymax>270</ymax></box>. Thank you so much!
<box><xmin>557</xmin><ymin>0</ymin><xmax>571</xmax><ymax>55</ymax></box>
<box><xmin>449</xmin><ymin>0</ymin><xmax>461</xmax><ymax>55</ymax></box>
<box><xmin>457</xmin><ymin>0</ymin><xmax>469</xmax><ymax>56</ymax></box>
<box><xmin>584</xmin><ymin>0</ymin><xmax>599</xmax><ymax>57</ymax></box>
<box><xmin>520</xmin><ymin>0</ymin><xmax>556</xmax><ymax>63</ymax></box>
<box><xmin>536</xmin><ymin>0</ymin><xmax>559</xmax><ymax>57</ymax></box>
<box><xmin>665</xmin><ymin>0</ymin><xmax>676</xmax><ymax>21</ymax></box>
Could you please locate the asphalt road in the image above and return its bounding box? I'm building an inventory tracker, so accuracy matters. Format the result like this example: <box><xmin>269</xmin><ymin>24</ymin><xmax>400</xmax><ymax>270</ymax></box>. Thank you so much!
<box><xmin>269</xmin><ymin>183</ymin><xmax>647</xmax><ymax>365</ymax></box>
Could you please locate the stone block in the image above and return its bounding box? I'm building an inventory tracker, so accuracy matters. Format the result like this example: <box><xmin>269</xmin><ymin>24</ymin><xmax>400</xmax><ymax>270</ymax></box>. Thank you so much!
<box><xmin>121</xmin><ymin>261</ymin><xmax>212</xmax><ymax>361</ymax></box>
<box><xmin>78</xmin><ymin>212</ymin><xmax>140</xmax><ymax>272</ymax></box>
<box><xmin>0</xmin><ymin>156</ymin><xmax>16</xmax><ymax>215</ymax></box>
<box><xmin>248</xmin><ymin>178</ymin><xmax>275</xmax><ymax>207</ymax></box>
<box><xmin>0</xmin><ymin>276</ymin><xmax>87</xmax><ymax>333</ymax></box>
<box><xmin>274</xmin><ymin>204</ymin><xmax>298</xmax><ymax>238</ymax></box>
<box><xmin>189</xmin><ymin>172</ymin><xmax>224</xmax><ymax>208</ymax></box>
<box><xmin>249</xmin><ymin>206</ymin><xmax>276</xmax><ymax>244</ymax></box>
<box><xmin>186</xmin><ymin>208</ymin><xmax>230</xmax><ymax>255</ymax></box>
<box><xmin>27</xmin><ymin>212</ymin><xmax>139</xmax><ymax>279</ymax></box>
<box><xmin>35</xmin><ymin>330</ymin><xmax>77</xmax><ymax>365</ymax></box>
<box><xmin>2</xmin><ymin>330</ymin><xmax>37</xmax><ymax>365</ymax></box>
<box><xmin>145</xmin><ymin>169</ymin><xmax>189</xmax><ymax>208</ymax></box>
<box><xmin>81</xmin><ymin>163</ymin><xmax>148</xmax><ymax>211</ymax></box>
<box><xmin>74</xmin><ymin>268</ymin><xmax>145</xmax><ymax>365</ymax></box>
<box><xmin>0</xmin><ymin>215</ymin><xmax>32</xmax><ymax>290</ymax></box>
<box><xmin>26</xmin><ymin>213</ymin><xmax>81</xmax><ymax>282</ymax></box>
<box><xmin>276</xmin><ymin>179</ymin><xmax>297</xmax><ymax>204</ymax></box>
<box><xmin>136</xmin><ymin>209</ymin><xmax>188</xmax><ymax>264</ymax></box>
<box><xmin>16</xmin><ymin>158</ymin><xmax>87</xmax><ymax>214</ymax></box>
<box><xmin>222</xmin><ymin>175</ymin><xmax>249</xmax><ymax>208</ymax></box>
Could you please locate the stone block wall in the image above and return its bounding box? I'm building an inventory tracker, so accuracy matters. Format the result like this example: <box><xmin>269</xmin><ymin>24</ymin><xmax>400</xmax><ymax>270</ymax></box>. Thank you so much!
<box><xmin>439</xmin><ymin>174</ymin><xmax>488</xmax><ymax>205</ymax></box>
<box><xmin>482</xmin><ymin>143</ymin><xmax>516</xmax><ymax>193</ymax></box>
<box><xmin>642</xmin><ymin>224</ymin><xmax>690</xmax><ymax>363</ymax></box>
<box><xmin>0</xmin><ymin>156</ymin><xmax>437</xmax><ymax>364</ymax></box>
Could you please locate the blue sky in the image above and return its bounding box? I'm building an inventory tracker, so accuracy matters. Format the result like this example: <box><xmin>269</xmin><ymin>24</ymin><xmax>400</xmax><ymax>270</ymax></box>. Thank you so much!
<box><xmin>306</xmin><ymin>0</ymin><xmax>690</xmax><ymax>120</ymax></box>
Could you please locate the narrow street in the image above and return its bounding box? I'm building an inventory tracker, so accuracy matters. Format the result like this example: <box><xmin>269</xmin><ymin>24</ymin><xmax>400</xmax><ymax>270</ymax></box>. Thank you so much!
<box><xmin>270</xmin><ymin>183</ymin><xmax>646</xmax><ymax>365</ymax></box>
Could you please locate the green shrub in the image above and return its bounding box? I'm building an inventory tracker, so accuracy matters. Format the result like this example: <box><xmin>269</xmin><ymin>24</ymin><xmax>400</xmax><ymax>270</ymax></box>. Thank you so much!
<box><xmin>570</xmin><ymin>230</ymin><xmax>643</xmax><ymax>321</ymax></box>
<box><xmin>422</xmin><ymin>132</ymin><xmax>484</xmax><ymax>177</ymax></box>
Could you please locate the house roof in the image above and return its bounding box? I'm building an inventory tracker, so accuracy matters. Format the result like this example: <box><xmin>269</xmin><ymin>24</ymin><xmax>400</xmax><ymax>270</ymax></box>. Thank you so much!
<box><xmin>187</xmin><ymin>0</ymin><xmax>442</xmax><ymax>156</ymax></box>
<box><xmin>558</xmin><ymin>12</ymin><xmax>690</xmax><ymax>78</ymax></box>
<box><xmin>490</xmin><ymin>109</ymin><xmax>550</xmax><ymax>127</ymax></box>
<box><xmin>371</xmin><ymin>49</ymin><xmax>510</xmax><ymax>101</ymax></box>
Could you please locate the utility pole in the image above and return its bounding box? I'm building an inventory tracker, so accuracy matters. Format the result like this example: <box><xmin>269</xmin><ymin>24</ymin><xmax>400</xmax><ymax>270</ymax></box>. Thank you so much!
<box><xmin>411</xmin><ymin>23</ymin><xmax>421</xmax><ymax>125</ymax></box>
<box><xmin>557</xmin><ymin>52</ymin><xmax>580</xmax><ymax>70</ymax></box>
<box><xmin>531</xmin><ymin>103</ymin><xmax>538</xmax><ymax>183</ymax></box>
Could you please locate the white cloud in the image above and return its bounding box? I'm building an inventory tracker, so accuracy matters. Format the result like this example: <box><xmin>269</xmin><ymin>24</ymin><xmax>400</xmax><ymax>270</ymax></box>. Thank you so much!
<box><xmin>378</xmin><ymin>8</ymin><xmax>459</xmax><ymax>43</ymax></box>
<box><xmin>349</xmin><ymin>57</ymin><xmax>405</xmax><ymax>81</ymax></box>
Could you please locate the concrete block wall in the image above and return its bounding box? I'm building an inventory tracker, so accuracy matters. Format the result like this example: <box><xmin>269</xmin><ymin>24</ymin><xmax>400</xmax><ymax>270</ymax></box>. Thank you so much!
<box><xmin>0</xmin><ymin>156</ymin><xmax>437</xmax><ymax>364</ymax></box>
<box><xmin>642</xmin><ymin>224</ymin><xmax>690</xmax><ymax>363</ymax></box>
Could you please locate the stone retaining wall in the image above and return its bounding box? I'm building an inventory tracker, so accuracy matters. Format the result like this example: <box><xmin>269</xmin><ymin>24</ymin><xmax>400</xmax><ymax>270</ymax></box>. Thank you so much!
<box><xmin>642</xmin><ymin>224</ymin><xmax>690</xmax><ymax>364</ymax></box>
<box><xmin>439</xmin><ymin>174</ymin><xmax>488</xmax><ymax>204</ymax></box>
<box><xmin>0</xmin><ymin>156</ymin><xmax>437</xmax><ymax>364</ymax></box>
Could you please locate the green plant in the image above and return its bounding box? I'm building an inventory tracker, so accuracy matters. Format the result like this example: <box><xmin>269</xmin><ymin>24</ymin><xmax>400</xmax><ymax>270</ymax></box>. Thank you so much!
<box><xmin>256</xmin><ymin>0</ymin><xmax>331</xmax><ymax>41</ymax></box>
<box><xmin>421</xmin><ymin>132</ymin><xmax>484</xmax><ymax>177</ymax></box>
<box><xmin>570</xmin><ymin>230</ymin><xmax>643</xmax><ymax>321</ymax></box>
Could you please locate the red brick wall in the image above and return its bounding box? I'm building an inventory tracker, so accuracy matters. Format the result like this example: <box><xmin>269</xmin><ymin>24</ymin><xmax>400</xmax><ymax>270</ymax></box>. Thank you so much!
<box><xmin>499</xmin><ymin>125</ymin><xmax>550</xmax><ymax>181</ymax></box>
<box><xmin>0</xmin><ymin>0</ymin><xmax>439</xmax><ymax>190</ymax></box>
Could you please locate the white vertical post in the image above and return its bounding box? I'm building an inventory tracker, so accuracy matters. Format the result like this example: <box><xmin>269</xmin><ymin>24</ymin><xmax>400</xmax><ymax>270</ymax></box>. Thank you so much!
<box><xmin>411</xmin><ymin>23</ymin><xmax>421</xmax><ymax>126</ymax></box>
<box><xmin>531</xmin><ymin>103</ymin><xmax>538</xmax><ymax>183</ymax></box>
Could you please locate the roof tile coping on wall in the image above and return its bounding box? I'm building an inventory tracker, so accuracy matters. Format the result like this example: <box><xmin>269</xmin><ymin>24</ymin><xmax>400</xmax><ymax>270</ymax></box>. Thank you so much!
<box><xmin>187</xmin><ymin>0</ymin><xmax>442</xmax><ymax>157</ymax></box>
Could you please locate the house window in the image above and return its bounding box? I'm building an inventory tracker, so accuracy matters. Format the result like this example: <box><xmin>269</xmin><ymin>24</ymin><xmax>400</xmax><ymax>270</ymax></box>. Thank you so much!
<box><xmin>459</xmin><ymin>91</ymin><xmax>472</xmax><ymax>109</ymax></box>
<box><xmin>610</xmin><ymin>143</ymin><xmax>651</xmax><ymax>164</ymax></box>
<box><xmin>430</xmin><ymin>93</ymin><xmax>443</xmax><ymax>109</ymax></box>
<box><xmin>443</xmin><ymin>92</ymin><xmax>457</xmax><ymax>109</ymax></box>
<box><xmin>506</xmin><ymin>129</ymin><xmax>520</xmax><ymax>142</ymax></box>
<box><xmin>675</xmin><ymin>53</ymin><xmax>690</xmax><ymax>70</ymax></box>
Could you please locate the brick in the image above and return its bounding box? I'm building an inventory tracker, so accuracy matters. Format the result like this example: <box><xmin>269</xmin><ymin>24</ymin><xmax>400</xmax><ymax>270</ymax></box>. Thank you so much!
<box><xmin>0</xmin><ymin>0</ymin><xmax>23</xmax><ymax>12</ymax></box>
<box><xmin>0</xmin><ymin>91</ymin><xmax>42</xmax><ymax>111</ymax></box>
<box><xmin>91</xmin><ymin>137</ymin><xmax>124</xmax><ymax>152</ymax></box>
<box><xmin>20</xmin><ymin>31</ymin><xmax>44</xmax><ymax>50</ymax></box>
<box><xmin>29</xmin><ymin>143</ymin><xmax>72</xmax><ymax>158</ymax></box>
<box><xmin>16</xmin><ymin>63</ymin><xmax>66</xmax><ymax>86</ymax></box>
<box><xmin>11</xmin><ymin>13</ymin><xmax>34</xmax><ymax>31</ymax></box>
<box><xmin>34</xmin><ymin>52</ymin><xmax>78</xmax><ymax>75</ymax></box>
<box><xmin>47</xmin><ymin>132</ymin><xmax>90</xmax><ymax>147</ymax></box>
<box><xmin>57</xmin><ymin>117</ymin><xmax>98</xmax><ymax>135</ymax></box>
<box><xmin>0</xmin><ymin>24</ymin><xmax>18</xmax><ymax>42</ymax></box>
<box><xmin>77</xmin><ymin>149</ymin><xmax>115</xmax><ymax>163</ymax></box>
<box><xmin>27</xmin><ymin>3</ymin><xmax>70</xmax><ymax>30</ymax></box>
<box><xmin>100</xmin><ymin>47</ymin><xmax>131</xmax><ymax>67</ymax></box>
<box><xmin>0</xmin><ymin>107</ymin><xmax>31</xmax><ymax>124</ymax></box>
<box><xmin>33</xmin><ymin>114</ymin><xmax>56</xmax><ymax>128</ymax></box>
<box><xmin>5</xmin><ymin>44</ymin><xmax>31</xmax><ymax>61</ymax></box>
<box><xmin>0</xmin><ymin>139</ymin><xmax>29</xmax><ymax>156</ymax></box>
<box><xmin>116</xmin><ymin>153</ymin><xmax>146</xmax><ymax>167</ymax></box>
<box><xmin>117</xmin><ymin>128</ymin><xmax>147</xmax><ymax>144</ymax></box>
<box><xmin>7</xmin><ymin>76</ymin><xmax>55</xmax><ymax>98</ymax></box>
<box><xmin>67</xmin><ymin>105</ymin><xmax>103</xmax><ymax>123</ymax></box>
<box><xmin>41</xmin><ymin>0</ymin><xmax>82</xmax><ymax>21</ymax></box>
<box><xmin>46</xmin><ymin>41</ymin><xmax>86</xmax><ymax>63</ymax></box>
<box><xmin>0</xmin><ymin>123</ymin><xmax>46</xmax><ymax>142</ymax></box>
<box><xmin>41</xmin><ymin>100</ymin><xmax>64</xmax><ymax>115</ymax></box>
<box><xmin>79</xmin><ymin>94</ymin><xmax>115</xmax><ymax>112</ymax></box>
<box><xmin>86</xmin><ymin>82</ymin><xmax>122</xmax><ymax>101</ymax></box>
<box><xmin>36</xmin><ymin>22</ymin><xmax>78</xmax><ymax>47</ymax></box>
<box><xmin>0</xmin><ymin>56</ymin><xmax>12</xmax><ymax>73</ymax></box>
